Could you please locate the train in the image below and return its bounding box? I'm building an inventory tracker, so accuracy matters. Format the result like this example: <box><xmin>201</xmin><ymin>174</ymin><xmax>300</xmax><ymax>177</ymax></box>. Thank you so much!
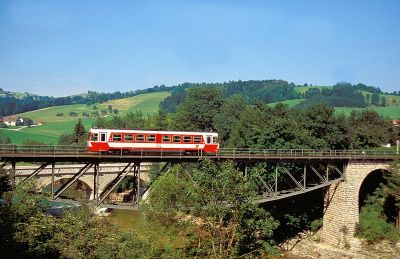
<box><xmin>87</xmin><ymin>128</ymin><xmax>219</xmax><ymax>154</ymax></box>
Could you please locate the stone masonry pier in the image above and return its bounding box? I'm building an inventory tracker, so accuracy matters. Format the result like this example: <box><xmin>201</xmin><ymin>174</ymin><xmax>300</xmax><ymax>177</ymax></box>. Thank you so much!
<box><xmin>322</xmin><ymin>160</ymin><xmax>390</xmax><ymax>247</ymax></box>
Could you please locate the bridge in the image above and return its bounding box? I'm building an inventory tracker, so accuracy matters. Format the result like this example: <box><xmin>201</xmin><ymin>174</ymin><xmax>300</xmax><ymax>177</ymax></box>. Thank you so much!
<box><xmin>0</xmin><ymin>144</ymin><xmax>399</xmax><ymax>247</ymax></box>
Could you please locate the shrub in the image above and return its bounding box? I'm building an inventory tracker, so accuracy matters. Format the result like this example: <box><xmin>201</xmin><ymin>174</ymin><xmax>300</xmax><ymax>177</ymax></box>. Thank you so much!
<box><xmin>356</xmin><ymin>202</ymin><xmax>398</xmax><ymax>243</ymax></box>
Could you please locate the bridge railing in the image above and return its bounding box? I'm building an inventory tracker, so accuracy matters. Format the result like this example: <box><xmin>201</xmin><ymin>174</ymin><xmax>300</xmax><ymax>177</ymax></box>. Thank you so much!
<box><xmin>0</xmin><ymin>144</ymin><xmax>87</xmax><ymax>156</ymax></box>
<box><xmin>0</xmin><ymin>144</ymin><xmax>397</xmax><ymax>159</ymax></box>
<box><xmin>214</xmin><ymin>148</ymin><xmax>398</xmax><ymax>158</ymax></box>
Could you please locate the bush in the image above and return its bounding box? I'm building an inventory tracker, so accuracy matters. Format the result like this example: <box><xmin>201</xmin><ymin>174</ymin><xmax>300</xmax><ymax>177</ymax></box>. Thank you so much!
<box><xmin>356</xmin><ymin>202</ymin><xmax>398</xmax><ymax>243</ymax></box>
<box><xmin>56</xmin><ymin>113</ymin><xmax>64</xmax><ymax>117</ymax></box>
<box><xmin>69</xmin><ymin>111</ymin><xmax>78</xmax><ymax>117</ymax></box>
<box><xmin>310</xmin><ymin>218</ymin><xmax>323</xmax><ymax>233</ymax></box>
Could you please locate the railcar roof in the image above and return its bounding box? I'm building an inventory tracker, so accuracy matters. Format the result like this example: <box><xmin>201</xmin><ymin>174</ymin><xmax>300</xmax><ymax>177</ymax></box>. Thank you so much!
<box><xmin>89</xmin><ymin>128</ymin><xmax>218</xmax><ymax>135</ymax></box>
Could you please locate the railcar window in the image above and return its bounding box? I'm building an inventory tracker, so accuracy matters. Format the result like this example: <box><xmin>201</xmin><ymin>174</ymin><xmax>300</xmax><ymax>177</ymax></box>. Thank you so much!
<box><xmin>136</xmin><ymin>134</ymin><xmax>144</xmax><ymax>142</ymax></box>
<box><xmin>147</xmin><ymin>135</ymin><xmax>156</xmax><ymax>142</ymax></box>
<box><xmin>173</xmin><ymin>136</ymin><xmax>181</xmax><ymax>143</ymax></box>
<box><xmin>183</xmin><ymin>136</ymin><xmax>192</xmax><ymax>143</ymax></box>
<box><xmin>162</xmin><ymin>135</ymin><xmax>171</xmax><ymax>142</ymax></box>
<box><xmin>100</xmin><ymin>133</ymin><xmax>106</xmax><ymax>142</ymax></box>
<box><xmin>206</xmin><ymin>136</ymin><xmax>211</xmax><ymax>144</ymax></box>
<box><xmin>112</xmin><ymin>134</ymin><xmax>122</xmax><ymax>142</ymax></box>
<box><xmin>193</xmin><ymin>136</ymin><xmax>202</xmax><ymax>143</ymax></box>
<box><xmin>91</xmin><ymin>133</ymin><xmax>98</xmax><ymax>141</ymax></box>
<box><xmin>124</xmin><ymin>134</ymin><xmax>134</xmax><ymax>142</ymax></box>
<box><xmin>213</xmin><ymin>136</ymin><xmax>218</xmax><ymax>143</ymax></box>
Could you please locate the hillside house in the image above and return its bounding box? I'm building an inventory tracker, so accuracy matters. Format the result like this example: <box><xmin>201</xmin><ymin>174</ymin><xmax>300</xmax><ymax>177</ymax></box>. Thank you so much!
<box><xmin>2</xmin><ymin>115</ymin><xmax>17</xmax><ymax>126</ymax></box>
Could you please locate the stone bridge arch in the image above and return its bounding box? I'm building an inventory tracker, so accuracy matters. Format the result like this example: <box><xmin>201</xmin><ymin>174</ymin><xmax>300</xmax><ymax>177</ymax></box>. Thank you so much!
<box><xmin>42</xmin><ymin>178</ymin><xmax>93</xmax><ymax>200</ymax></box>
<box><xmin>322</xmin><ymin>161</ymin><xmax>391</xmax><ymax>247</ymax></box>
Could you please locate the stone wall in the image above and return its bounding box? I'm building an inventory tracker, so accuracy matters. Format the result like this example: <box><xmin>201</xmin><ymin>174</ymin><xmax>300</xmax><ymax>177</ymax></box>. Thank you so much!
<box><xmin>322</xmin><ymin>160</ymin><xmax>390</xmax><ymax>247</ymax></box>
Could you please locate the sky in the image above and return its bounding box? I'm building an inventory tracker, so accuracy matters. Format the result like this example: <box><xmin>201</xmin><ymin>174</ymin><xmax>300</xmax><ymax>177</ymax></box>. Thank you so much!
<box><xmin>0</xmin><ymin>0</ymin><xmax>399</xmax><ymax>96</ymax></box>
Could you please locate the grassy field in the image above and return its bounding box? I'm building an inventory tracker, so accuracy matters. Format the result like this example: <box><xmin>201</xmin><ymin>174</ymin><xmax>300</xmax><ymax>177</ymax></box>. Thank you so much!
<box><xmin>334</xmin><ymin>106</ymin><xmax>400</xmax><ymax>119</ymax></box>
<box><xmin>18</xmin><ymin>91</ymin><xmax>170</xmax><ymax>123</ymax></box>
<box><xmin>3</xmin><ymin>92</ymin><xmax>170</xmax><ymax>144</ymax></box>
<box><xmin>0</xmin><ymin>129</ymin><xmax>58</xmax><ymax>144</ymax></box>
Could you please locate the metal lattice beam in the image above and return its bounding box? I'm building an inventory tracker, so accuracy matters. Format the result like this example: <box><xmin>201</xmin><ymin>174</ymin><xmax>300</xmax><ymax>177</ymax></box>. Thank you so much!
<box><xmin>20</xmin><ymin>162</ymin><xmax>50</xmax><ymax>184</ymax></box>
<box><xmin>99</xmin><ymin>163</ymin><xmax>135</xmax><ymax>204</ymax></box>
<box><xmin>54</xmin><ymin>163</ymin><xmax>93</xmax><ymax>199</ymax></box>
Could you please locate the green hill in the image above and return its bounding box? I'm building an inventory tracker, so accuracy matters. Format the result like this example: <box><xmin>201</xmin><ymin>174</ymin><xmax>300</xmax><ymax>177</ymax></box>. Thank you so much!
<box><xmin>1</xmin><ymin>92</ymin><xmax>170</xmax><ymax>144</ymax></box>
<box><xmin>294</xmin><ymin>86</ymin><xmax>332</xmax><ymax>94</ymax></box>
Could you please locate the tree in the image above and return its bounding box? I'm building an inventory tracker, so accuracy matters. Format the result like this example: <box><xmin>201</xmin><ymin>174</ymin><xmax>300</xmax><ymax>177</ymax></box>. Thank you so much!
<box><xmin>173</xmin><ymin>86</ymin><xmax>223</xmax><ymax>131</ymax></box>
<box><xmin>380</xmin><ymin>96</ymin><xmax>387</xmax><ymax>107</ymax></box>
<box><xmin>213</xmin><ymin>94</ymin><xmax>247</xmax><ymax>146</ymax></box>
<box><xmin>365</xmin><ymin>93</ymin><xmax>371</xmax><ymax>104</ymax></box>
<box><xmin>69</xmin><ymin>111</ymin><xmax>78</xmax><ymax>117</ymax></box>
<box><xmin>229</xmin><ymin>104</ymin><xmax>313</xmax><ymax>149</ymax></box>
<box><xmin>145</xmin><ymin>161</ymin><xmax>279</xmax><ymax>257</ymax></box>
<box><xmin>371</xmin><ymin>93</ymin><xmax>380</xmax><ymax>105</ymax></box>
<box><xmin>347</xmin><ymin>110</ymin><xmax>392</xmax><ymax>149</ymax></box>
<box><xmin>356</xmin><ymin>188</ymin><xmax>398</xmax><ymax>243</ymax></box>
<box><xmin>108</xmin><ymin>105</ymin><xmax>113</xmax><ymax>111</ymax></box>
<box><xmin>384</xmin><ymin>160</ymin><xmax>400</xmax><ymax>229</ymax></box>
<box><xmin>302</xmin><ymin>104</ymin><xmax>348</xmax><ymax>149</ymax></box>
<box><xmin>74</xmin><ymin>118</ymin><xmax>86</xmax><ymax>143</ymax></box>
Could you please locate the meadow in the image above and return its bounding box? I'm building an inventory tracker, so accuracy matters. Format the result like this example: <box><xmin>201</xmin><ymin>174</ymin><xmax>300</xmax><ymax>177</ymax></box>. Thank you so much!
<box><xmin>334</xmin><ymin>106</ymin><xmax>400</xmax><ymax>119</ymax></box>
<box><xmin>1</xmin><ymin>92</ymin><xmax>169</xmax><ymax>144</ymax></box>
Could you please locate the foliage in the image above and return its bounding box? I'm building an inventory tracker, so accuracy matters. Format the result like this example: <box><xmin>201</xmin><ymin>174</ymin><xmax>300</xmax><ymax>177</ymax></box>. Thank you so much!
<box><xmin>0</xmin><ymin>178</ymin><xmax>171</xmax><ymax>258</ymax></box>
<box><xmin>144</xmin><ymin>160</ymin><xmax>279</xmax><ymax>257</ymax></box>
<box><xmin>213</xmin><ymin>94</ymin><xmax>247</xmax><ymax>146</ymax></box>
<box><xmin>310</xmin><ymin>218</ymin><xmax>323</xmax><ymax>233</ymax></box>
<box><xmin>74</xmin><ymin>118</ymin><xmax>86</xmax><ymax>143</ymax></box>
<box><xmin>347</xmin><ymin>110</ymin><xmax>392</xmax><ymax>149</ymax></box>
<box><xmin>301</xmin><ymin>104</ymin><xmax>349</xmax><ymax>149</ymax></box>
<box><xmin>173</xmin><ymin>86</ymin><xmax>223</xmax><ymax>131</ymax></box>
<box><xmin>356</xmin><ymin>189</ymin><xmax>399</xmax><ymax>243</ymax></box>
<box><xmin>160</xmin><ymin>79</ymin><xmax>300</xmax><ymax>112</ymax></box>
<box><xmin>384</xmin><ymin>160</ymin><xmax>400</xmax><ymax>228</ymax></box>
<box><xmin>229</xmin><ymin>103</ymin><xmax>314</xmax><ymax>149</ymax></box>
<box><xmin>69</xmin><ymin>111</ymin><xmax>78</xmax><ymax>117</ymax></box>
<box><xmin>297</xmin><ymin>82</ymin><xmax>368</xmax><ymax>108</ymax></box>
<box><xmin>58</xmin><ymin>119</ymin><xmax>87</xmax><ymax>145</ymax></box>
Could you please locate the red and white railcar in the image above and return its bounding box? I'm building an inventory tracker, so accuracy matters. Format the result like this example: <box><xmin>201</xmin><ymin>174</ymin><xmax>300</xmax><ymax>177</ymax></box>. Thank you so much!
<box><xmin>87</xmin><ymin>128</ymin><xmax>219</xmax><ymax>154</ymax></box>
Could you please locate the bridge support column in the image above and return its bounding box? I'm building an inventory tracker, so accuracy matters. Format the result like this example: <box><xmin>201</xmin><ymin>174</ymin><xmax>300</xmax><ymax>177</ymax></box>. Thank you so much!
<box><xmin>132</xmin><ymin>163</ymin><xmax>141</xmax><ymax>207</ymax></box>
<box><xmin>322</xmin><ymin>161</ymin><xmax>390</xmax><ymax>247</ymax></box>
<box><xmin>93</xmin><ymin>163</ymin><xmax>100</xmax><ymax>204</ymax></box>
<box><xmin>51</xmin><ymin>162</ymin><xmax>55</xmax><ymax>199</ymax></box>
<box><xmin>11</xmin><ymin>161</ymin><xmax>16</xmax><ymax>188</ymax></box>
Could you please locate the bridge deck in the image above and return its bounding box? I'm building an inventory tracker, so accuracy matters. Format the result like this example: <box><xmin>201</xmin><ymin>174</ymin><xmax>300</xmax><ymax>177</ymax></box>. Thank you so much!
<box><xmin>0</xmin><ymin>145</ymin><xmax>398</xmax><ymax>163</ymax></box>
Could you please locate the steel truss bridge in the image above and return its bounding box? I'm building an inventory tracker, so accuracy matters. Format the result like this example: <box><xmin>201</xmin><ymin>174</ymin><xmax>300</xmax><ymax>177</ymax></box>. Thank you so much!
<box><xmin>0</xmin><ymin>144</ymin><xmax>398</xmax><ymax>209</ymax></box>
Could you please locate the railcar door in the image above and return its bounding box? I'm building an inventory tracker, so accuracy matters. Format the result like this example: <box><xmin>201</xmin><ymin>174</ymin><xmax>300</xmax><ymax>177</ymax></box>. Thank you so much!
<box><xmin>100</xmin><ymin>132</ymin><xmax>107</xmax><ymax>142</ymax></box>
